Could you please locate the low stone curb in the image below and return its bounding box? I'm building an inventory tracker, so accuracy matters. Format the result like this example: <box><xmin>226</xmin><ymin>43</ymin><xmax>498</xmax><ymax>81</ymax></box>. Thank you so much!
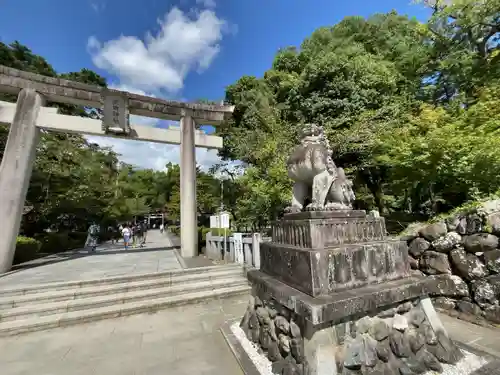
<box><xmin>436</xmin><ymin>307</ymin><xmax>500</xmax><ymax>329</ymax></box>
<box><xmin>173</xmin><ymin>248</ymin><xmax>188</xmax><ymax>269</ymax></box>
<box><xmin>220</xmin><ymin>319</ymin><xmax>262</xmax><ymax>375</ymax></box>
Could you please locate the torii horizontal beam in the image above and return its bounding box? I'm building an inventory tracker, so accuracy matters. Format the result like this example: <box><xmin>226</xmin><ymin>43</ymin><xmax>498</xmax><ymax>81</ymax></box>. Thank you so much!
<box><xmin>0</xmin><ymin>100</ymin><xmax>223</xmax><ymax>149</ymax></box>
<box><xmin>0</xmin><ymin>65</ymin><xmax>234</xmax><ymax>126</ymax></box>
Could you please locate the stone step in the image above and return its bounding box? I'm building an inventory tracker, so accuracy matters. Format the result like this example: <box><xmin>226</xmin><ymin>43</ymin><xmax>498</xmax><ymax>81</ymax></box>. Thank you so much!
<box><xmin>0</xmin><ymin>268</ymin><xmax>244</xmax><ymax>309</ymax></box>
<box><xmin>0</xmin><ymin>277</ymin><xmax>248</xmax><ymax>322</ymax></box>
<box><xmin>0</xmin><ymin>263</ymin><xmax>242</xmax><ymax>297</ymax></box>
<box><xmin>0</xmin><ymin>284</ymin><xmax>251</xmax><ymax>337</ymax></box>
<box><xmin>0</xmin><ymin>267</ymin><xmax>244</xmax><ymax>309</ymax></box>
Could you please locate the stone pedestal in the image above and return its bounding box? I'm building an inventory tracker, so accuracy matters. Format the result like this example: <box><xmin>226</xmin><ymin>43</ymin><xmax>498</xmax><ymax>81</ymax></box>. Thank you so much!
<box><xmin>262</xmin><ymin>211</ymin><xmax>410</xmax><ymax>297</ymax></box>
<box><xmin>238</xmin><ymin>211</ymin><xmax>465</xmax><ymax>375</ymax></box>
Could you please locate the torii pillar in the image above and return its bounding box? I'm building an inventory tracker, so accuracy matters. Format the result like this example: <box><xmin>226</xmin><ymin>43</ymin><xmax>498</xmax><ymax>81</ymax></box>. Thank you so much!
<box><xmin>180</xmin><ymin>114</ymin><xmax>197</xmax><ymax>258</ymax></box>
<box><xmin>0</xmin><ymin>89</ymin><xmax>43</xmax><ymax>273</ymax></box>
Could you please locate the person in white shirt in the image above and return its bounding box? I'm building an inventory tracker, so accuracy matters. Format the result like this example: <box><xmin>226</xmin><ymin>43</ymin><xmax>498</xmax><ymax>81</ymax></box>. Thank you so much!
<box><xmin>121</xmin><ymin>224</ymin><xmax>131</xmax><ymax>250</ymax></box>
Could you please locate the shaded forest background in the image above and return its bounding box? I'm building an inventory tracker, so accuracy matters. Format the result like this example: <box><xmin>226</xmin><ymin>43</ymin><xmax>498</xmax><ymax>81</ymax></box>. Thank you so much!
<box><xmin>1</xmin><ymin>0</ymin><xmax>500</xmax><ymax>258</ymax></box>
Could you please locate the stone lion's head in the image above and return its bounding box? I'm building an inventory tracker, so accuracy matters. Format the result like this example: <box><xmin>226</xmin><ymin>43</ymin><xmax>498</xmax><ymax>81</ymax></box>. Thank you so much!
<box><xmin>300</xmin><ymin>123</ymin><xmax>323</xmax><ymax>138</ymax></box>
<box><xmin>299</xmin><ymin>124</ymin><xmax>327</xmax><ymax>147</ymax></box>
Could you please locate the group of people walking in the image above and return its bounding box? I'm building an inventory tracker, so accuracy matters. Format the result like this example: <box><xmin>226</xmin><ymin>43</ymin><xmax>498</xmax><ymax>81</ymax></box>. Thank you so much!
<box><xmin>86</xmin><ymin>220</ymin><xmax>149</xmax><ymax>252</ymax></box>
<box><xmin>118</xmin><ymin>221</ymin><xmax>148</xmax><ymax>250</ymax></box>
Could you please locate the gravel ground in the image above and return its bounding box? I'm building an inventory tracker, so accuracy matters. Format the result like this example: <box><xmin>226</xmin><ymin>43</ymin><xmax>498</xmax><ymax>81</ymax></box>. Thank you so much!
<box><xmin>437</xmin><ymin>350</ymin><xmax>487</xmax><ymax>375</ymax></box>
<box><xmin>231</xmin><ymin>322</ymin><xmax>274</xmax><ymax>375</ymax></box>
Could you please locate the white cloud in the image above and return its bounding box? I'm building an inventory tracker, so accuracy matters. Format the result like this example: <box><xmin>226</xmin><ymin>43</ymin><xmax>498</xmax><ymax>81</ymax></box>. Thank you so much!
<box><xmin>90</xmin><ymin>1</ymin><xmax>105</xmax><ymax>13</ymax></box>
<box><xmin>423</xmin><ymin>0</ymin><xmax>453</xmax><ymax>7</ymax></box>
<box><xmin>87</xmin><ymin>7</ymin><xmax>226</xmax><ymax>93</ymax></box>
<box><xmin>85</xmin><ymin>134</ymin><xmax>227</xmax><ymax>172</ymax></box>
<box><xmin>86</xmin><ymin>6</ymin><xmax>235</xmax><ymax>171</ymax></box>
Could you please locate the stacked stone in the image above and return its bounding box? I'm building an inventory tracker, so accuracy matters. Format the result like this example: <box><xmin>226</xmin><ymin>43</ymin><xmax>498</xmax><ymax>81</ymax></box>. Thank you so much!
<box><xmin>240</xmin><ymin>296</ymin><xmax>305</xmax><ymax>375</ymax></box>
<box><xmin>402</xmin><ymin>201</ymin><xmax>500</xmax><ymax>323</ymax></box>
<box><xmin>338</xmin><ymin>300</ymin><xmax>462</xmax><ymax>375</ymax></box>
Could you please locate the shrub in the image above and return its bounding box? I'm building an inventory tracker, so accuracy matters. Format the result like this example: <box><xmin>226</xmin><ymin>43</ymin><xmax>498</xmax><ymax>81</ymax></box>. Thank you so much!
<box><xmin>168</xmin><ymin>226</ymin><xmax>180</xmax><ymax>236</ymax></box>
<box><xmin>166</xmin><ymin>226</ymin><xmax>232</xmax><ymax>239</ymax></box>
<box><xmin>209</xmin><ymin>228</ymin><xmax>233</xmax><ymax>237</ymax></box>
<box><xmin>14</xmin><ymin>236</ymin><xmax>42</xmax><ymax>264</ymax></box>
<box><xmin>200</xmin><ymin>227</ymin><xmax>212</xmax><ymax>240</ymax></box>
<box><xmin>98</xmin><ymin>231</ymin><xmax>113</xmax><ymax>243</ymax></box>
<box><xmin>68</xmin><ymin>231</ymin><xmax>88</xmax><ymax>249</ymax></box>
<box><xmin>35</xmin><ymin>232</ymin><xmax>87</xmax><ymax>254</ymax></box>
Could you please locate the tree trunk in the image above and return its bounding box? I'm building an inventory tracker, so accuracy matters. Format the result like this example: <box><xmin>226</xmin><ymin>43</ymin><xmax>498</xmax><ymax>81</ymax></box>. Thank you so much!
<box><xmin>360</xmin><ymin>168</ymin><xmax>386</xmax><ymax>214</ymax></box>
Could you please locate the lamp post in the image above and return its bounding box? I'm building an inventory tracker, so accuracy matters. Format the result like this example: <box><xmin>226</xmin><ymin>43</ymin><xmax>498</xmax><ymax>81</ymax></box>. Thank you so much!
<box><xmin>114</xmin><ymin>161</ymin><xmax>121</xmax><ymax>199</ymax></box>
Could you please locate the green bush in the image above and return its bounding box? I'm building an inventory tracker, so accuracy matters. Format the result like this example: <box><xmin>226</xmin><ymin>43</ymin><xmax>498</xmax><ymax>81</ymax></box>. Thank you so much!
<box><xmin>68</xmin><ymin>231</ymin><xmax>88</xmax><ymax>249</ymax></box>
<box><xmin>69</xmin><ymin>231</ymin><xmax>88</xmax><ymax>243</ymax></box>
<box><xmin>98</xmin><ymin>231</ymin><xmax>113</xmax><ymax>242</ymax></box>
<box><xmin>166</xmin><ymin>226</ymin><xmax>232</xmax><ymax>239</ymax></box>
<box><xmin>35</xmin><ymin>232</ymin><xmax>87</xmax><ymax>254</ymax></box>
<box><xmin>208</xmin><ymin>228</ymin><xmax>233</xmax><ymax>237</ymax></box>
<box><xmin>200</xmin><ymin>227</ymin><xmax>212</xmax><ymax>240</ymax></box>
<box><xmin>14</xmin><ymin>236</ymin><xmax>42</xmax><ymax>264</ymax></box>
<box><xmin>168</xmin><ymin>225</ymin><xmax>180</xmax><ymax>236</ymax></box>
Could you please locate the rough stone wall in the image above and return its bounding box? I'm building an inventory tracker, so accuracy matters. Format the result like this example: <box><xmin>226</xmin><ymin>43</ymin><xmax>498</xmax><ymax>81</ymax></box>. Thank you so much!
<box><xmin>337</xmin><ymin>299</ymin><xmax>462</xmax><ymax>375</ymax></box>
<box><xmin>401</xmin><ymin>200</ymin><xmax>500</xmax><ymax>324</ymax></box>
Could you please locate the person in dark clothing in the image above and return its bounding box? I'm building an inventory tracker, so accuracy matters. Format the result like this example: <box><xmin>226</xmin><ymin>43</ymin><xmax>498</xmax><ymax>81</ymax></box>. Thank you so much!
<box><xmin>130</xmin><ymin>223</ymin><xmax>136</xmax><ymax>248</ymax></box>
<box><xmin>141</xmin><ymin>220</ymin><xmax>148</xmax><ymax>246</ymax></box>
<box><xmin>135</xmin><ymin>222</ymin><xmax>144</xmax><ymax>248</ymax></box>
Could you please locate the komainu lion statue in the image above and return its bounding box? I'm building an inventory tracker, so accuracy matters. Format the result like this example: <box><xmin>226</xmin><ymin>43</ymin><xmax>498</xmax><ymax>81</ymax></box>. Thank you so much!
<box><xmin>285</xmin><ymin>124</ymin><xmax>355</xmax><ymax>213</ymax></box>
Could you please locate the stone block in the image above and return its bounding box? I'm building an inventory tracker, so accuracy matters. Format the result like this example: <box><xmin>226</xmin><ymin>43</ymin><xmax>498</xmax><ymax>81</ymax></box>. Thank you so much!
<box><xmin>272</xmin><ymin>211</ymin><xmax>386</xmax><ymax>249</ymax></box>
<box><xmin>247</xmin><ymin>270</ymin><xmax>440</xmax><ymax>325</ymax></box>
<box><xmin>260</xmin><ymin>240</ymin><xmax>411</xmax><ymax>297</ymax></box>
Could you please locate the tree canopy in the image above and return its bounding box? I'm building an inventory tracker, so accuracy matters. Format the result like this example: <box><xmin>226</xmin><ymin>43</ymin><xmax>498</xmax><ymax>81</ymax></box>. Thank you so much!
<box><xmin>218</xmin><ymin>1</ymin><xmax>500</xmax><ymax>228</ymax></box>
<box><xmin>2</xmin><ymin>0</ymin><xmax>500</xmax><ymax>238</ymax></box>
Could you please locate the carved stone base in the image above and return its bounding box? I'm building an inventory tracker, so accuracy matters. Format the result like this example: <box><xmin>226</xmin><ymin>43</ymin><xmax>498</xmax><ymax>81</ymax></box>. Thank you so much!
<box><xmin>239</xmin><ymin>270</ymin><xmax>464</xmax><ymax>375</ymax></box>
<box><xmin>273</xmin><ymin>211</ymin><xmax>386</xmax><ymax>249</ymax></box>
<box><xmin>260</xmin><ymin>240</ymin><xmax>411</xmax><ymax>298</ymax></box>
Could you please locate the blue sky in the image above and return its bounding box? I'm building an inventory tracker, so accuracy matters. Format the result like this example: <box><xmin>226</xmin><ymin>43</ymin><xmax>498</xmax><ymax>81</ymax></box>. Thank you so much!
<box><xmin>0</xmin><ymin>0</ymin><xmax>431</xmax><ymax>171</ymax></box>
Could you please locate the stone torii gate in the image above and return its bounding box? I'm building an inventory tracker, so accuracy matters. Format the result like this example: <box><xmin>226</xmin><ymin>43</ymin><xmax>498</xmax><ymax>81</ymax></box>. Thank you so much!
<box><xmin>0</xmin><ymin>65</ymin><xmax>234</xmax><ymax>273</ymax></box>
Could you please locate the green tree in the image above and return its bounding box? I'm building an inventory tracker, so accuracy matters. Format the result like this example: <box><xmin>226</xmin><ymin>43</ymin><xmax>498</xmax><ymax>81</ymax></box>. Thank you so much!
<box><xmin>376</xmin><ymin>80</ymin><xmax>500</xmax><ymax>214</ymax></box>
<box><xmin>420</xmin><ymin>0</ymin><xmax>500</xmax><ymax>103</ymax></box>
<box><xmin>220</xmin><ymin>7</ymin><xmax>500</xmax><ymax>225</ymax></box>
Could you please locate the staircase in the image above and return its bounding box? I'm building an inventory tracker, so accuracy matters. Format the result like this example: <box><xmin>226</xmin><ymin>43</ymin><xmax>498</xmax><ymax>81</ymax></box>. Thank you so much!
<box><xmin>0</xmin><ymin>264</ymin><xmax>250</xmax><ymax>336</ymax></box>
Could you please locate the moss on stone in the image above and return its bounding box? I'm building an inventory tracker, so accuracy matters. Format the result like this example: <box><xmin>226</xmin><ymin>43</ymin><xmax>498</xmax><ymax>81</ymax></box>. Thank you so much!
<box><xmin>398</xmin><ymin>198</ymin><xmax>497</xmax><ymax>237</ymax></box>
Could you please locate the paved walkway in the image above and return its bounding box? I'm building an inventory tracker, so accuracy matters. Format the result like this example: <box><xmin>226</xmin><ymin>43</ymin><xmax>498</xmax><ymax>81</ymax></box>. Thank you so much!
<box><xmin>0</xmin><ymin>230</ymin><xmax>181</xmax><ymax>287</ymax></box>
<box><xmin>0</xmin><ymin>295</ymin><xmax>248</xmax><ymax>375</ymax></box>
<box><xmin>1</xmin><ymin>294</ymin><xmax>500</xmax><ymax>375</ymax></box>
